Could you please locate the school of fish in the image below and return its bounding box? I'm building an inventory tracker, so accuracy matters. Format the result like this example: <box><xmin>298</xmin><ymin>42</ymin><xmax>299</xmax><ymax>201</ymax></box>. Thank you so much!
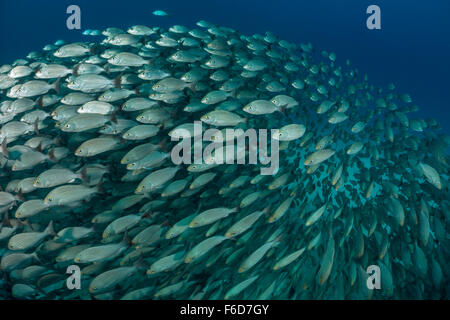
<box><xmin>0</xmin><ymin>19</ymin><xmax>448</xmax><ymax>300</ymax></box>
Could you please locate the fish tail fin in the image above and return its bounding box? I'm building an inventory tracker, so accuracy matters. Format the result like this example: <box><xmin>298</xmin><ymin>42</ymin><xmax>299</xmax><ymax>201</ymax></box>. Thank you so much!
<box><xmin>35</xmin><ymin>141</ymin><xmax>43</xmax><ymax>153</ymax></box>
<box><xmin>110</xmin><ymin>111</ymin><xmax>118</xmax><ymax>124</ymax></box>
<box><xmin>133</xmin><ymin>256</ymin><xmax>149</xmax><ymax>270</ymax></box>
<box><xmin>104</xmin><ymin>164</ymin><xmax>114</xmax><ymax>178</ymax></box>
<box><xmin>33</xmin><ymin>119</ymin><xmax>40</xmax><ymax>135</ymax></box>
<box><xmin>274</xmin><ymin>236</ymin><xmax>284</xmax><ymax>244</ymax></box>
<box><xmin>45</xmin><ymin>220</ymin><xmax>56</xmax><ymax>236</ymax></box>
<box><xmin>168</xmin><ymin>108</ymin><xmax>178</xmax><ymax>120</ymax></box>
<box><xmin>72</xmin><ymin>64</ymin><xmax>79</xmax><ymax>77</ymax></box>
<box><xmin>90</xmin><ymin>223</ymin><xmax>102</xmax><ymax>233</ymax></box>
<box><xmin>16</xmin><ymin>190</ymin><xmax>25</xmax><ymax>202</ymax></box>
<box><xmin>31</xmin><ymin>252</ymin><xmax>42</xmax><ymax>264</ymax></box>
<box><xmin>2</xmin><ymin>212</ymin><xmax>12</xmax><ymax>227</ymax></box>
<box><xmin>156</xmin><ymin>123</ymin><xmax>164</xmax><ymax>131</ymax></box>
<box><xmin>141</xmin><ymin>210</ymin><xmax>152</xmax><ymax>219</ymax></box>
<box><xmin>53</xmin><ymin>134</ymin><xmax>62</xmax><ymax>147</ymax></box>
<box><xmin>35</xmin><ymin>96</ymin><xmax>43</xmax><ymax>108</ymax></box>
<box><xmin>20</xmin><ymin>218</ymin><xmax>32</xmax><ymax>229</ymax></box>
<box><xmin>79</xmin><ymin>165</ymin><xmax>89</xmax><ymax>182</ymax></box>
<box><xmin>95</xmin><ymin>177</ymin><xmax>104</xmax><ymax>194</ymax></box>
<box><xmin>160</xmin><ymin>219</ymin><xmax>171</xmax><ymax>227</ymax></box>
<box><xmin>114</xmin><ymin>74</ymin><xmax>122</xmax><ymax>88</ymax></box>
<box><xmin>262</xmin><ymin>205</ymin><xmax>272</xmax><ymax>216</ymax></box>
<box><xmin>188</xmin><ymin>82</ymin><xmax>197</xmax><ymax>92</ymax></box>
<box><xmin>1</xmin><ymin>139</ymin><xmax>9</xmax><ymax>158</ymax></box>
<box><xmin>53</xmin><ymin>78</ymin><xmax>61</xmax><ymax>95</ymax></box>
<box><xmin>104</xmin><ymin>64</ymin><xmax>112</xmax><ymax>74</ymax></box>
<box><xmin>89</xmin><ymin>44</ymin><xmax>102</xmax><ymax>55</ymax></box>
<box><xmin>278</xmin><ymin>104</ymin><xmax>288</xmax><ymax>116</ymax></box>
<box><xmin>122</xmin><ymin>231</ymin><xmax>132</xmax><ymax>246</ymax></box>
<box><xmin>158</xmin><ymin>137</ymin><xmax>168</xmax><ymax>153</ymax></box>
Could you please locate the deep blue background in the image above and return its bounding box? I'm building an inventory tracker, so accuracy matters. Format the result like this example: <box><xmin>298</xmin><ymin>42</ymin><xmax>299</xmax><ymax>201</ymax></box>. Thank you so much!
<box><xmin>1</xmin><ymin>0</ymin><xmax>449</xmax><ymax>132</ymax></box>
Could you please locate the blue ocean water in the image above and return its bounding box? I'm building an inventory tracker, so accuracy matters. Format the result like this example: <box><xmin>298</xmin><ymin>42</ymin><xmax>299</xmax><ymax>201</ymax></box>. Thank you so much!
<box><xmin>0</xmin><ymin>0</ymin><xmax>449</xmax><ymax>131</ymax></box>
